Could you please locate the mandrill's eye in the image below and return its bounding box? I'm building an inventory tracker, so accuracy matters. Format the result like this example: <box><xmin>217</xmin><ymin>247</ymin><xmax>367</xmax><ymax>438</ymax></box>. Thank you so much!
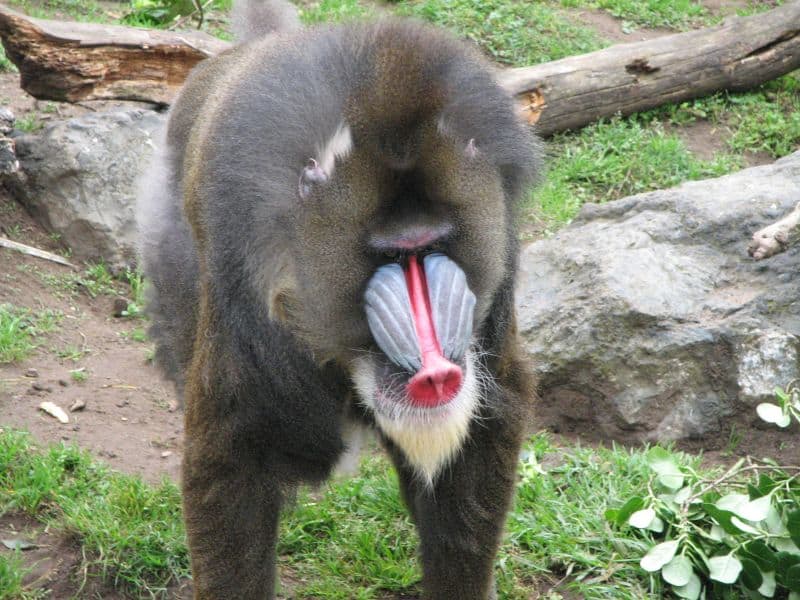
<box><xmin>383</xmin><ymin>250</ymin><xmax>398</xmax><ymax>260</ymax></box>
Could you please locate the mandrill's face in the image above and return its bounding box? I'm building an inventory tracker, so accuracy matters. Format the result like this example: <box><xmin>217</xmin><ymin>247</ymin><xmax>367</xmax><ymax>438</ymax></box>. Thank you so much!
<box><xmin>287</xmin><ymin>119</ymin><xmax>513</xmax><ymax>482</ymax></box>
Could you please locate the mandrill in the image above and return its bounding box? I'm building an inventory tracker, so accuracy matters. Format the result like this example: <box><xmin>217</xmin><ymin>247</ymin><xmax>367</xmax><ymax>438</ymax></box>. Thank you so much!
<box><xmin>137</xmin><ymin>0</ymin><xmax>541</xmax><ymax>597</ymax></box>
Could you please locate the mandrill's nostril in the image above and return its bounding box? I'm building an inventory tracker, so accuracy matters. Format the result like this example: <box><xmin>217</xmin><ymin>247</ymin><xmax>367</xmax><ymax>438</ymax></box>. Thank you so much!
<box><xmin>406</xmin><ymin>354</ymin><xmax>462</xmax><ymax>407</ymax></box>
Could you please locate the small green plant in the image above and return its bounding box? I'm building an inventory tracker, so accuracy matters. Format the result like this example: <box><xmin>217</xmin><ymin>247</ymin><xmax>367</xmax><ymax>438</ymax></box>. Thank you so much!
<box><xmin>0</xmin><ymin>305</ymin><xmax>60</xmax><ymax>363</ymax></box>
<box><xmin>4</xmin><ymin>224</ymin><xmax>22</xmax><ymax>239</ymax></box>
<box><xmin>43</xmin><ymin>262</ymin><xmax>117</xmax><ymax>299</ymax></box>
<box><xmin>0</xmin><ymin>45</ymin><xmax>17</xmax><ymax>73</ymax></box>
<box><xmin>55</xmin><ymin>345</ymin><xmax>88</xmax><ymax>362</ymax></box>
<box><xmin>122</xmin><ymin>0</ymin><xmax>230</xmax><ymax>28</ymax></box>
<box><xmin>121</xmin><ymin>328</ymin><xmax>148</xmax><ymax>343</ymax></box>
<box><xmin>119</xmin><ymin>268</ymin><xmax>147</xmax><ymax>318</ymax></box>
<box><xmin>15</xmin><ymin>114</ymin><xmax>43</xmax><ymax>133</ymax></box>
<box><xmin>608</xmin><ymin>390</ymin><xmax>800</xmax><ymax>599</ymax></box>
<box><xmin>757</xmin><ymin>381</ymin><xmax>800</xmax><ymax>429</ymax></box>
<box><xmin>82</xmin><ymin>262</ymin><xmax>115</xmax><ymax>297</ymax></box>
<box><xmin>69</xmin><ymin>368</ymin><xmax>87</xmax><ymax>383</ymax></box>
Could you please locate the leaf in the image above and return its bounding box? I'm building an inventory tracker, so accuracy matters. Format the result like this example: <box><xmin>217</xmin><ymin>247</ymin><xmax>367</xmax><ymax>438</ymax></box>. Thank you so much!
<box><xmin>641</xmin><ymin>540</ymin><xmax>679</xmax><ymax>572</ymax></box>
<box><xmin>755</xmin><ymin>473</ymin><xmax>779</xmax><ymax>496</ymax></box>
<box><xmin>777</xmin><ymin>551</ymin><xmax>800</xmax><ymax>586</ymax></box>
<box><xmin>765</xmin><ymin>505</ymin><xmax>787</xmax><ymax>537</ymax></box>
<box><xmin>1</xmin><ymin>538</ymin><xmax>36</xmax><ymax>551</ymax></box>
<box><xmin>674</xmin><ymin>486</ymin><xmax>693</xmax><ymax>505</ymax></box>
<box><xmin>673</xmin><ymin>572</ymin><xmax>702</xmax><ymax>600</ymax></box>
<box><xmin>787</xmin><ymin>564</ymin><xmax>800</xmax><ymax>593</ymax></box>
<box><xmin>662</xmin><ymin>555</ymin><xmax>694</xmax><ymax>587</ymax></box>
<box><xmin>646</xmin><ymin>447</ymin><xmax>684</xmax><ymax>490</ymax></box>
<box><xmin>734</xmin><ymin>495</ymin><xmax>772</xmax><ymax>522</ymax></box>
<box><xmin>756</xmin><ymin>403</ymin><xmax>791</xmax><ymax>427</ymax></box>
<box><xmin>708</xmin><ymin>524</ymin><xmax>725</xmax><ymax>541</ymax></box>
<box><xmin>740</xmin><ymin>557</ymin><xmax>763</xmax><ymax>590</ymax></box>
<box><xmin>775</xmin><ymin>537</ymin><xmax>800</xmax><ymax>554</ymax></box>
<box><xmin>647</xmin><ymin>516</ymin><xmax>665</xmax><ymax>533</ymax></box>
<box><xmin>742</xmin><ymin>540</ymin><xmax>778</xmax><ymax>572</ymax></box>
<box><xmin>731</xmin><ymin>516</ymin><xmax>761</xmax><ymax>534</ymax></box>
<box><xmin>759</xmin><ymin>570</ymin><xmax>777</xmax><ymax>598</ymax></box>
<box><xmin>787</xmin><ymin>510</ymin><xmax>800</xmax><ymax>548</ymax></box>
<box><xmin>716</xmin><ymin>493</ymin><xmax>749</xmax><ymax>513</ymax></box>
<box><xmin>611</xmin><ymin>496</ymin><xmax>645</xmax><ymax>526</ymax></box>
<box><xmin>709</xmin><ymin>554</ymin><xmax>743</xmax><ymax>584</ymax></box>
<box><xmin>703</xmin><ymin>503</ymin><xmax>743</xmax><ymax>535</ymax></box>
<box><xmin>629</xmin><ymin>508</ymin><xmax>655</xmax><ymax>529</ymax></box>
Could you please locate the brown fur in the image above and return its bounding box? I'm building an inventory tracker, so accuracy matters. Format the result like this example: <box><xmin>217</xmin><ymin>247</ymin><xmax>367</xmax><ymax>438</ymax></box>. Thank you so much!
<box><xmin>138</xmin><ymin>14</ymin><xmax>540</xmax><ymax>599</ymax></box>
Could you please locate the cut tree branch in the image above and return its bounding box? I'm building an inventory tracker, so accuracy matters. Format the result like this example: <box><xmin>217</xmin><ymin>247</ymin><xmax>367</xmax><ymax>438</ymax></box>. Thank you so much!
<box><xmin>0</xmin><ymin>5</ymin><xmax>229</xmax><ymax>105</ymax></box>
<box><xmin>499</xmin><ymin>1</ymin><xmax>800</xmax><ymax>134</ymax></box>
<box><xmin>0</xmin><ymin>2</ymin><xmax>798</xmax><ymax>132</ymax></box>
<box><xmin>748</xmin><ymin>202</ymin><xmax>800</xmax><ymax>260</ymax></box>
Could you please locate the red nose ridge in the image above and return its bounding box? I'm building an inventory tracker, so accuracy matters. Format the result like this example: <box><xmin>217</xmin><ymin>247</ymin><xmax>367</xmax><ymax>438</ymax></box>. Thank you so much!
<box><xmin>404</xmin><ymin>254</ymin><xmax>463</xmax><ymax>407</ymax></box>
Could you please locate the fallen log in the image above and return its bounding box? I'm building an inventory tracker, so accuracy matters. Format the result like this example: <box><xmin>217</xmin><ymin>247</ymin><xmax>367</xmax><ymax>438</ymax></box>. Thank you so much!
<box><xmin>0</xmin><ymin>5</ymin><xmax>228</xmax><ymax>105</ymax></box>
<box><xmin>501</xmin><ymin>1</ymin><xmax>800</xmax><ymax>135</ymax></box>
<box><xmin>0</xmin><ymin>2</ymin><xmax>798</xmax><ymax>133</ymax></box>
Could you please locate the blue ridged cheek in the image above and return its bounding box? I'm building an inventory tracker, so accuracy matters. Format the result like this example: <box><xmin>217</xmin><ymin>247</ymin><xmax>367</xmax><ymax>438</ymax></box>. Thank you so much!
<box><xmin>423</xmin><ymin>253</ymin><xmax>475</xmax><ymax>363</ymax></box>
<box><xmin>364</xmin><ymin>254</ymin><xmax>475</xmax><ymax>372</ymax></box>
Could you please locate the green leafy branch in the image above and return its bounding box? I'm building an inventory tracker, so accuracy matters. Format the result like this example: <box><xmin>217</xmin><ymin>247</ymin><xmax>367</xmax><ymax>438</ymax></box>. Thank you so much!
<box><xmin>606</xmin><ymin>385</ymin><xmax>800</xmax><ymax>599</ymax></box>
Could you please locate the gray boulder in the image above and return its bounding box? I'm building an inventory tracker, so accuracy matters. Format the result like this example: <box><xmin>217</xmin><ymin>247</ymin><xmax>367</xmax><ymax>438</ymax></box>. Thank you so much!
<box><xmin>518</xmin><ymin>151</ymin><xmax>800</xmax><ymax>443</ymax></box>
<box><xmin>8</xmin><ymin>109</ymin><xmax>166</xmax><ymax>269</ymax></box>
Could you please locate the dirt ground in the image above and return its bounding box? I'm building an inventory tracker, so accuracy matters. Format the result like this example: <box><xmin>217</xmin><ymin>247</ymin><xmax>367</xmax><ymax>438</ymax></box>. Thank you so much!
<box><xmin>0</xmin><ymin>181</ymin><xmax>183</xmax><ymax>485</ymax></box>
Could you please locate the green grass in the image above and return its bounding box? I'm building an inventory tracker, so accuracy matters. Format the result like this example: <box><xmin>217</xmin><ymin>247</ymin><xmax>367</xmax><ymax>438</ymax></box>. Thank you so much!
<box><xmin>5</xmin><ymin>0</ymin><xmax>109</xmax><ymax>23</ymax></box>
<box><xmin>0</xmin><ymin>46</ymin><xmax>17</xmax><ymax>74</ymax></box>
<box><xmin>0</xmin><ymin>552</ymin><xmax>45</xmax><ymax>600</ymax></box>
<box><xmin>396</xmin><ymin>0</ymin><xmax>605</xmax><ymax>65</ymax></box>
<box><xmin>0</xmin><ymin>428</ymin><xmax>727</xmax><ymax>599</ymax></box>
<box><xmin>0</xmin><ymin>430</ymin><xmax>188</xmax><ymax>596</ymax></box>
<box><xmin>0</xmin><ymin>304</ymin><xmax>60</xmax><ymax>363</ymax></box>
<box><xmin>526</xmin><ymin>116</ymin><xmax>741</xmax><ymax>228</ymax></box>
<box><xmin>41</xmin><ymin>261</ymin><xmax>117</xmax><ymax>299</ymax></box>
<box><xmin>650</xmin><ymin>72</ymin><xmax>800</xmax><ymax>159</ymax></box>
<box><xmin>558</xmin><ymin>0</ymin><xmax>709</xmax><ymax>30</ymax></box>
<box><xmin>300</xmin><ymin>0</ymin><xmax>374</xmax><ymax>24</ymax></box>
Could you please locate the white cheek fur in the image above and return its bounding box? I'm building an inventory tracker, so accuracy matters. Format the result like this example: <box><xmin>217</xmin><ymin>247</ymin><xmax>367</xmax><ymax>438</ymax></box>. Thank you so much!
<box><xmin>352</xmin><ymin>351</ymin><xmax>481</xmax><ymax>487</ymax></box>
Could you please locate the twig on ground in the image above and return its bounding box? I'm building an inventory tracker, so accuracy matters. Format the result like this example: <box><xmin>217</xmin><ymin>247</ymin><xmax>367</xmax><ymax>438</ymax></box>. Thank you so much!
<box><xmin>0</xmin><ymin>237</ymin><xmax>76</xmax><ymax>268</ymax></box>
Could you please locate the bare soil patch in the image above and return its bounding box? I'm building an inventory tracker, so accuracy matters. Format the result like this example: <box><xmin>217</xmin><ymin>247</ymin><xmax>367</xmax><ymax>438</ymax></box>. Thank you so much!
<box><xmin>572</xmin><ymin>8</ymin><xmax>670</xmax><ymax>44</ymax></box>
<box><xmin>1</xmin><ymin>193</ymin><xmax>183</xmax><ymax>484</ymax></box>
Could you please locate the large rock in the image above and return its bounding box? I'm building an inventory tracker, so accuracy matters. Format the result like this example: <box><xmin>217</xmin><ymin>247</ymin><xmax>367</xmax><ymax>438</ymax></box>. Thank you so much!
<box><xmin>8</xmin><ymin>109</ymin><xmax>166</xmax><ymax>269</ymax></box>
<box><xmin>518</xmin><ymin>151</ymin><xmax>800</xmax><ymax>443</ymax></box>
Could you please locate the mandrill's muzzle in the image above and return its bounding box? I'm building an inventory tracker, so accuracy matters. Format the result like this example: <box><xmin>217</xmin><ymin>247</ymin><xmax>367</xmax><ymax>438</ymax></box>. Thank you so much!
<box><xmin>364</xmin><ymin>253</ymin><xmax>476</xmax><ymax>407</ymax></box>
